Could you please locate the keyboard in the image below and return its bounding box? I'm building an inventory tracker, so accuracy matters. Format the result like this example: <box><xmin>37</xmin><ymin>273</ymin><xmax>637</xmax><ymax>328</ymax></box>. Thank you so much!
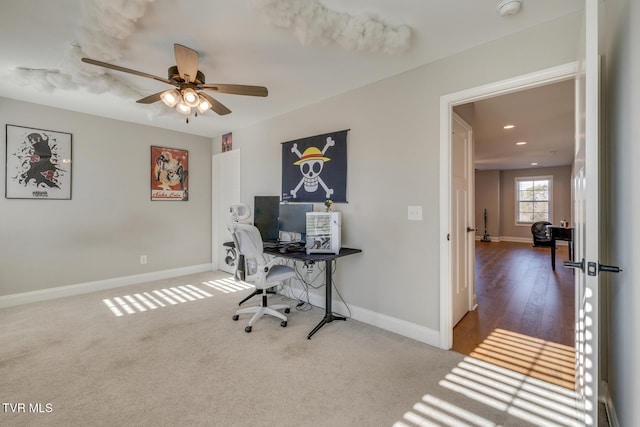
<box><xmin>277</xmin><ymin>242</ymin><xmax>306</xmax><ymax>253</ymax></box>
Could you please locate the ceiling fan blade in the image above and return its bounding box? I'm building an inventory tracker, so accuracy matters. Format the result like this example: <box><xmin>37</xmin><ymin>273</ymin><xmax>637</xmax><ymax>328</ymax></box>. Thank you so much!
<box><xmin>199</xmin><ymin>92</ymin><xmax>231</xmax><ymax>115</ymax></box>
<box><xmin>81</xmin><ymin>57</ymin><xmax>174</xmax><ymax>85</ymax></box>
<box><xmin>200</xmin><ymin>83</ymin><xmax>268</xmax><ymax>97</ymax></box>
<box><xmin>136</xmin><ymin>92</ymin><xmax>164</xmax><ymax>104</ymax></box>
<box><xmin>174</xmin><ymin>44</ymin><xmax>199</xmax><ymax>83</ymax></box>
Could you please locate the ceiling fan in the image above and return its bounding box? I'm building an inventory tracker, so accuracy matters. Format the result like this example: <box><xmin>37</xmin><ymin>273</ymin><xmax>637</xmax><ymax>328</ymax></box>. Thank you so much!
<box><xmin>81</xmin><ymin>43</ymin><xmax>268</xmax><ymax>122</ymax></box>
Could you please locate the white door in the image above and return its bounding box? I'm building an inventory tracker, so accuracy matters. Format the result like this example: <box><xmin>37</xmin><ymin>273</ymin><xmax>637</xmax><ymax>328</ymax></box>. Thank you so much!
<box><xmin>569</xmin><ymin>0</ymin><xmax>602</xmax><ymax>423</ymax></box>
<box><xmin>451</xmin><ymin>113</ymin><xmax>474</xmax><ymax>326</ymax></box>
<box><xmin>212</xmin><ymin>149</ymin><xmax>240</xmax><ymax>273</ymax></box>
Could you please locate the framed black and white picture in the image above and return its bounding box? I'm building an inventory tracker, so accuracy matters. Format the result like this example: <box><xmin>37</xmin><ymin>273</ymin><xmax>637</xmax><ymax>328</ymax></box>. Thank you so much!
<box><xmin>5</xmin><ymin>124</ymin><xmax>72</xmax><ymax>200</ymax></box>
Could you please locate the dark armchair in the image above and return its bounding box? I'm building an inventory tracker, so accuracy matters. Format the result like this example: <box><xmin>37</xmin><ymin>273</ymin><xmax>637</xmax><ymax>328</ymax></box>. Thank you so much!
<box><xmin>531</xmin><ymin>221</ymin><xmax>552</xmax><ymax>247</ymax></box>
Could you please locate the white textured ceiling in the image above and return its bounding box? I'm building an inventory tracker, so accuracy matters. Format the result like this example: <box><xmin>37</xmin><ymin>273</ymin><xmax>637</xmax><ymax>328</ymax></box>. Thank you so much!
<box><xmin>472</xmin><ymin>79</ymin><xmax>575</xmax><ymax>170</ymax></box>
<box><xmin>0</xmin><ymin>0</ymin><xmax>582</xmax><ymax>169</ymax></box>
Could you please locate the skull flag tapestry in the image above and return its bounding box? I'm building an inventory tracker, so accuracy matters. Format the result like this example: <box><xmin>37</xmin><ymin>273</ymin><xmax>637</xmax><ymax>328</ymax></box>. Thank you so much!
<box><xmin>281</xmin><ymin>130</ymin><xmax>348</xmax><ymax>203</ymax></box>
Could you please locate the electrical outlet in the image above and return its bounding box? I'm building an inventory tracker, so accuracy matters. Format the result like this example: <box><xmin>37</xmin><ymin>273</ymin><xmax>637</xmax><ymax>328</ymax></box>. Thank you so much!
<box><xmin>408</xmin><ymin>205</ymin><xmax>423</xmax><ymax>221</ymax></box>
<box><xmin>140</xmin><ymin>255</ymin><xmax>147</xmax><ymax>265</ymax></box>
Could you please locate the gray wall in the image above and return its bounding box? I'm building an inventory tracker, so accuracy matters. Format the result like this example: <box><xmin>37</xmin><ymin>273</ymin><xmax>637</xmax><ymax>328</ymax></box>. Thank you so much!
<box><xmin>214</xmin><ymin>13</ymin><xmax>582</xmax><ymax>332</ymax></box>
<box><xmin>605</xmin><ymin>0</ymin><xmax>640</xmax><ymax>424</ymax></box>
<box><xmin>475</xmin><ymin>170</ymin><xmax>500</xmax><ymax>240</ymax></box>
<box><xmin>0</xmin><ymin>99</ymin><xmax>212</xmax><ymax>296</ymax></box>
<box><xmin>0</xmin><ymin>10</ymin><xmax>584</xmax><ymax>348</ymax></box>
<box><xmin>475</xmin><ymin>166</ymin><xmax>571</xmax><ymax>242</ymax></box>
<box><xmin>499</xmin><ymin>166</ymin><xmax>572</xmax><ymax>240</ymax></box>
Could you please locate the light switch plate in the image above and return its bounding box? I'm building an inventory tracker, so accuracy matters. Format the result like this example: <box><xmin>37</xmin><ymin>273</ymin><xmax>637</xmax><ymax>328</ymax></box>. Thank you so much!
<box><xmin>408</xmin><ymin>205</ymin><xmax>423</xmax><ymax>221</ymax></box>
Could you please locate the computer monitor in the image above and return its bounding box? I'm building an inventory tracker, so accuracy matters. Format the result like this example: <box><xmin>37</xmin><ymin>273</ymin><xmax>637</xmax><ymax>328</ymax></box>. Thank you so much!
<box><xmin>279</xmin><ymin>203</ymin><xmax>313</xmax><ymax>240</ymax></box>
<box><xmin>253</xmin><ymin>196</ymin><xmax>280</xmax><ymax>242</ymax></box>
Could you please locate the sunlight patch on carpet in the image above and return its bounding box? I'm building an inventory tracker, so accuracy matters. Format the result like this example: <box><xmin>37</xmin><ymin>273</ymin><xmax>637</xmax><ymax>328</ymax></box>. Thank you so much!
<box><xmin>101</xmin><ymin>280</ymin><xmax>251</xmax><ymax>317</ymax></box>
<box><xmin>469</xmin><ymin>329</ymin><xmax>576</xmax><ymax>390</ymax></box>
<box><xmin>394</xmin><ymin>329</ymin><xmax>586</xmax><ymax>426</ymax></box>
<box><xmin>202</xmin><ymin>277</ymin><xmax>254</xmax><ymax>293</ymax></box>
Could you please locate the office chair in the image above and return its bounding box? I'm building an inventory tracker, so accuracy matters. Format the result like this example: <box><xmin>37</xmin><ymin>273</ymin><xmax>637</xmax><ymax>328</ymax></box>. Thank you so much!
<box><xmin>228</xmin><ymin>220</ymin><xmax>295</xmax><ymax>333</ymax></box>
<box><xmin>531</xmin><ymin>221</ymin><xmax>552</xmax><ymax>247</ymax></box>
<box><xmin>228</xmin><ymin>204</ymin><xmax>251</xmax><ymax>282</ymax></box>
<box><xmin>228</xmin><ymin>204</ymin><xmax>277</xmax><ymax>306</ymax></box>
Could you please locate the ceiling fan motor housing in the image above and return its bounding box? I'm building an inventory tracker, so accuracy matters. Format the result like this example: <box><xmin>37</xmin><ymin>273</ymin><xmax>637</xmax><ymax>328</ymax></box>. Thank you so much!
<box><xmin>168</xmin><ymin>66</ymin><xmax>205</xmax><ymax>85</ymax></box>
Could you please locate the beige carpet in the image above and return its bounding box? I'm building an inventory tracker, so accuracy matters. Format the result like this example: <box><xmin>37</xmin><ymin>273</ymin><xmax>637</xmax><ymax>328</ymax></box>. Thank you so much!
<box><xmin>1</xmin><ymin>271</ymin><xmax>585</xmax><ymax>426</ymax></box>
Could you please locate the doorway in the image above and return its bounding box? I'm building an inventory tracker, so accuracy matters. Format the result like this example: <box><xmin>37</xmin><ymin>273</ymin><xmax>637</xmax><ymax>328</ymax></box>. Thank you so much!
<box><xmin>438</xmin><ymin>62</ymin><xmax>578</xmax><ymax>350</ymax></box>
<box><xmin>452</xmin><ymin>79</ymin><xmax>576</xmax><ymax>353</ymax></box>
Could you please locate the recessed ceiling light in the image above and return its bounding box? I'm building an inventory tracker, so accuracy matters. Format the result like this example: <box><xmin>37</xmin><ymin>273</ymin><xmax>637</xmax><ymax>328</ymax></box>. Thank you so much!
<box><xmin>516</xmin><ymin>141</ymin><xmax>527</xmax><ymax>145</ymax></box>
<box><xmin>503</xmin><ymin>124</ymin><xmax>515</xmax><ymax>129</ymax></box>
<box><xmin>531</xmin><ymin>162</ymin><xmax>538</xmax><ymax>166</ymax></box>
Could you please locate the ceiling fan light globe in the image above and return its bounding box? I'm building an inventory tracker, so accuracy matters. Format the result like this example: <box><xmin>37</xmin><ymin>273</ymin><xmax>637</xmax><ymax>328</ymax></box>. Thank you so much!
<box><xmin>160</xmin><ymin>89</ymin><xmax>180</xmax><ymax>108</ymax></box>
<box><xmin>197</xmin><ymin>97</ymin><xmax>212</xmax><ymax>114</ymax></box>
<box><xmin>176</xmin><ymin>100</ymin><xmax>192</xmax><ymax>115</ymax></box>
<box><xmin>182</xmin><ymin>88</ymin><xmax>200</xmax><ymax>107</ymax></box>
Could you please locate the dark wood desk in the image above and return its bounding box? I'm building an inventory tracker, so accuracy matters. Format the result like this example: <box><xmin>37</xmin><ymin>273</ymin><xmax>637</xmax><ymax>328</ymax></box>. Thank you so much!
<box><xmin>547</xmin><ymin>226</ymin><xmax>574</xmax><ymax>270</ymax></box>
<box><xmin>263</xmin><ymin>247</ymin><xmax>362</xmax><ymax>339</ymax></box>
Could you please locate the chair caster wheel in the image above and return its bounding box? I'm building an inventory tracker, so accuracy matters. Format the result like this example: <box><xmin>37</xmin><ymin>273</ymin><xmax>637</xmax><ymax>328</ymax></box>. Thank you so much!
<box><xmin>232</xmin><ymin>315</ymin><xmax>239</xmax><ymax>321</ymax></box>
<box><xmin>245</xmin><ymin>326</ymin><xmax>252</xmax><ymax>333</ymax></box>
<box><xmin>284</xmin><ymin>308</ymin><xmax>290</xmax><ymax>314</ymax></box>
<box><xmin>281</xmin><ymin>321</ymin><xmax>287</xmax><ymax>327</ymax></box>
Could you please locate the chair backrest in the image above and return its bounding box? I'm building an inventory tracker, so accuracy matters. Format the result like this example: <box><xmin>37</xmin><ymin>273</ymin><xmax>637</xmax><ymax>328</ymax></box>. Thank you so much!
<box><xmin>531</xmin><ymin>221</ymin><xmax>552</xmax><ymax>240</ymax></box>
<box><xmin>229</xmin><ymin>203</ymin><xmax>251</xmax><ymax>224</ymax></box>
<box><xmin>228</xmin><ymin>222</ymin><xmax>270</xmax><ymax>285</ymax></box>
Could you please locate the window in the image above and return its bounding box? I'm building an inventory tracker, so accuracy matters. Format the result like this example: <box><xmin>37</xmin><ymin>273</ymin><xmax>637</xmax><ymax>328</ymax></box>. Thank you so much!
<box><xmin>516</xmin><ymin>176</ymin><xmax>552</xmax><ymax>223</ymax></box>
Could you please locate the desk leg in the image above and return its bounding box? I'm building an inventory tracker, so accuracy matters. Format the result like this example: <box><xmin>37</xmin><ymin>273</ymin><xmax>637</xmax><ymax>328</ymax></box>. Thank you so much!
<box><xmin>307</xmin><ymin>259</ymin><xmax>346</xmax><ymax>339</ymax></box>
<box><xmin>569</xmin><ymin>241</ymin><xmax>574</xmax><ymax>261</ymax></box>
<box><xmin>551</xmin><ymin>238</ymin><xmax>556</xmax><ymax>271</ymax></box>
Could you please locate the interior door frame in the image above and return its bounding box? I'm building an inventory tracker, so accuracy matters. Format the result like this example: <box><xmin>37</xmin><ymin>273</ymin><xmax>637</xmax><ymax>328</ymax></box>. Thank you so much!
<box><xmin>438</xmin><ymin>62</ymin><xmax>578</xmax><ymax>350</ymax></box>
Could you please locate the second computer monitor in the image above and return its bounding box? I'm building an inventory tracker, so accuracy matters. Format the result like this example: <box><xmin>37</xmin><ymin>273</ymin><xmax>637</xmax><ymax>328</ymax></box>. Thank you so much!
<box><xmin>254</xmin><ymin>196</ymin><xmax>280</xmax><ymax>242</ymax></box>
<box><xmin>279</xmin><ymin>203</ymin><xmax>313</xmax><ymax>237</ymax></box>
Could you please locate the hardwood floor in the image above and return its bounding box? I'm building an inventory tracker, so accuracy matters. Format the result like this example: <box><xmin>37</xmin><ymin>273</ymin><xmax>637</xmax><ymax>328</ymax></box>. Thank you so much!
<box><xmin>452</xmin><ymin>241</ymin><xmax>576</xmax><ymax>388</ymax></box>
<box><xmin>454</xmin><ymin>241</ymin><xmax>575</xmax><ymax>351</ymax></box>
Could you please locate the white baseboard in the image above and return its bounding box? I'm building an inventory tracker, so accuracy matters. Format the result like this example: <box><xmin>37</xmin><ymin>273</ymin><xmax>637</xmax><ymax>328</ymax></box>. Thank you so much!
<box><xmin>500</xmin><ymin>236</ymin><xmax>534</xmax><ymax>243</ymax></box>
<box><xmin>0</xmin><ymin>264</ymin><xmax>212</xmax><ymax>309</ymax></box>
<box><xmin>600</xmin><ymin>381</ymin><xmax>619</xmax><ymax>427</ymax></box>
<box><xmin>3</xmin><ymin>264</ymin><xmax>440</xmax><ymax>348</ymax></box>
<box><xmin>285</xmin><ymin>281</ymin><xmax>440</xmax><ymax>347</ymax></box>
<box><xmin>475</xmin><ymin>236</ymin><xmax>502</xmax><ymax>242</ymax></box>
<box><xmin>500</xmin><ymin>236</ymin><xmax>569</xmax><ymax>246</ymax></box>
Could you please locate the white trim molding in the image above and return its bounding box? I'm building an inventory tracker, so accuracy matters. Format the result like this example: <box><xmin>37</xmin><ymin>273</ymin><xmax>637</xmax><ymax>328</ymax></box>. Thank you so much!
<box><xmin>0</xmin><ymin>264</ymin><xmax>212</xmax><ymax>309</ymax></box>
<box><xmin>439</xmin><ymin>62</ymin><xmax>578</xmax><ymax>350</ymax></box>
<box><xmin>600</xmin><ymin>381</ymin><xmax>619</xmax><ymax>427</ymax></box>
<box><xmin>284</xmin><ymin>280</ymin><xmax>440</xmax><ymax>347</ymax></box>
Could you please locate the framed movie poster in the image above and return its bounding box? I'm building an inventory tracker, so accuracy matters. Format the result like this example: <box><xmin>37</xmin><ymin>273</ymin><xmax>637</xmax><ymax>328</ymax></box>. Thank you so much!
<box><xmin>151</xmin><ymin>146</ymin><xmax>189</xmax><ymax>201</ymax></box>
<box><xmin>5</xmin><ymin>124</ymin><xmax>72</xmax><ymax>199</ymax></box>
<box><xmin>222</xmin><ymin>132</ymin><xmax>232</xmax><ymax>152</ymax></box>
